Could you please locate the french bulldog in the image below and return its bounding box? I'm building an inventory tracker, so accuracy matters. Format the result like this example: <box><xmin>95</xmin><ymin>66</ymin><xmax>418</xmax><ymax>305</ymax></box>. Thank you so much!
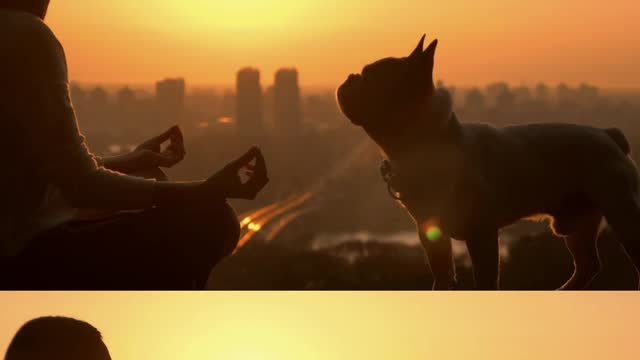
<box><xmin>337</xmin><ymin>35</ymin><xmax>640</xmax><ymax>290</ymax></box>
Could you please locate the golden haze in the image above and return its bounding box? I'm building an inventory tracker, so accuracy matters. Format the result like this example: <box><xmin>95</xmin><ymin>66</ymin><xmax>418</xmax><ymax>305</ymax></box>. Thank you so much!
<box><xmin>46</xmin><ymin>0</ymin><xmax>640</xmax><ymax>88</ymax></box>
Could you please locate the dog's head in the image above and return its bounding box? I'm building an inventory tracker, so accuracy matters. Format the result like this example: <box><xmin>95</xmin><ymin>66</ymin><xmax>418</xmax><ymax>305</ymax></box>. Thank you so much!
<box><xmin>337</xmin><ymin>35</ymin><xmax>438</xmax><ymax>135</ymax></box>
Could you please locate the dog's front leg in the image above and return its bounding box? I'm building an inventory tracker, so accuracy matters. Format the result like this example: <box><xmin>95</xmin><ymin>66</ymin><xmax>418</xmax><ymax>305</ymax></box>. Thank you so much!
<box><xmin>419</xmin><ymin>231</ymin><xmax>457</xmax><ymax>290</ymax></box>
<box><xmin>465</xmin><ymin>229</ymin><xmax>500</xmax><ymax>290</ymax></box>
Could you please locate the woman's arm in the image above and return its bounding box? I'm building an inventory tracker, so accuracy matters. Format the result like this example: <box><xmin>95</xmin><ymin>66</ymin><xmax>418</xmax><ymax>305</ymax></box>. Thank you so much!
<box><xmin>21</xmin><ymin>22</ymin><xmax>267</xmax><ymax>211</ymax></box>
<box><xmin>96</xmin><ymin>152</ymin><xmax>144</xmax><ymax>173</ymax></box>
<box><xmin>97</xmin><ymin>126</ymin><xmax>186</xmax><ymax>173</ymax></box>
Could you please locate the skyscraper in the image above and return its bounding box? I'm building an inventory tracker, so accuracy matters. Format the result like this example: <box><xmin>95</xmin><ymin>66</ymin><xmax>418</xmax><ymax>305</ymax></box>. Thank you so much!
<box><xmin>156</xmin><ymin>78</ymin><xmax>186</xmax><ymax>124</ymax></box>
<box><xmin>273</xmin><ymin>68</ymin><xmax>302</xmax><ymax>132</ymax></box>
<box><xmin>235</xmin><ymin>68</ymin><xmax>264</xmax><ymax>135</ymax></box>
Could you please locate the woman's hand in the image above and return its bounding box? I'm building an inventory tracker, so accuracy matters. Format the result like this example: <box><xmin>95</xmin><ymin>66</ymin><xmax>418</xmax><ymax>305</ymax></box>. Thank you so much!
<box><xmin>203</xmin><ymin>146</ymin><xmax>269</xmax><ymax>200</ymax></box>
<box><xmin>134</xmin><ymin>125</ymin><xmax>186</xmax><ymax>168</ymax></box>
<box><xmin>150</xmin><ymin>146</ymin><xmax>269</xmax><ymax>208</ymax></box>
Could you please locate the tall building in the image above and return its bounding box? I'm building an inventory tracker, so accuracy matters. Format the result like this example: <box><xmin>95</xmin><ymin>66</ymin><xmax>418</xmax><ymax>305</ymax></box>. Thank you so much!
<box><xmin>273</xmin><ymin>68</ymin><xmax>302</xmax><ymax>132</ymax></box>
<box><xmin>156</xmin><ymin>78</ymin><xmax>186</xmax><ymax>124</ymax></box>
<box><xmin>235</xmin><ymin>68</ymin><xmax>264</xmax><ymax>135</ymax></box>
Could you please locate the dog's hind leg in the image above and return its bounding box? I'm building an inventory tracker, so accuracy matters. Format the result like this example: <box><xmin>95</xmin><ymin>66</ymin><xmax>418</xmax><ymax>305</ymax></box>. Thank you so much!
<box><xmin>465</xmin><ymin>229</ymin><xmax>500</xmax><ymax>290</ymax></box>
<box><xmin>557</xmin><ymin>213</ymin><xmax>602</xmax><ymax>290</ymax></box>
<box><xmin>587</xmin><ymin>165</ymin><xmax>640</xmax><ymax>288</ymax></box>
<box><xmin>599</xmin><ymin>197</ymin><xmax>640</xmax><ymax>288</ymax></box>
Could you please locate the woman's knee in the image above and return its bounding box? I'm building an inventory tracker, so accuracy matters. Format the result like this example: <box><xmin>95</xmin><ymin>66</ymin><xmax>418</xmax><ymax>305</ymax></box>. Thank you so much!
<box><xmin>183</xmin><ymin>202</ymin><xmax>241</xmax><ymax>256</ymax></box>
<box><xmin>217</xmin><ymin>202</ymin><xmax>241</xmax><ymax>256</ymax></box>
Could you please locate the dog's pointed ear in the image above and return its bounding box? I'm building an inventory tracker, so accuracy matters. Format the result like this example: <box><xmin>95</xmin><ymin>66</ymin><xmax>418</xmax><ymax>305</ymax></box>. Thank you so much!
<box><xmin>422</xmin><ymin>39</ymin><xmax>438</xmax><ymax>89</ymax></box>
<box><xmin>409</xmin><ymin>34</ymin><xmax>426</xmax><ymax>59</ymax></box>
<box><xmin>424</xmin><ymin>39</ymin><xmax>438</xmax><ymax>57</ymax></box>
<box><xmin>407</xmin><ymin>37</ymin><xmax>437</xmax><ymax>95</ymax></box>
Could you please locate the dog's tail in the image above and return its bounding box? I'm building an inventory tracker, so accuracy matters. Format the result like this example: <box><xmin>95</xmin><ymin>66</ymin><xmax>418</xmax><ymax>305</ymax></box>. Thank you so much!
<box><xmin>605</xmin><ymin>127</ymin><xmax>631</xmax><ymax>155</ymax></box>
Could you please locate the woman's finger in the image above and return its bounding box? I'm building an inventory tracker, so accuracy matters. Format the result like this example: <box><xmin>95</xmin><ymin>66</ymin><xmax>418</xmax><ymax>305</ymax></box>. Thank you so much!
<box><xmin>243</xmin><ymin>171</ymin><xmax>269</xmax><ymax>197</ymax></box>
<box><xmin>227</xmin><ymin>146</ymin><xmax>259</xmax><ymax>170</ymax></box>
<box><xmin>252</xmin><ymin>149</ymin><xmax>267</xmax><ymax>177</ymax></box>
<box><xmin>171</xmin><ymin>126</ymin><xmax>184</xmax><ymax>143</ymax></box>
<box><xmin>150</xmin><ymin>125</ymin><xmax>180</xmax><ymax>147</ymax></box>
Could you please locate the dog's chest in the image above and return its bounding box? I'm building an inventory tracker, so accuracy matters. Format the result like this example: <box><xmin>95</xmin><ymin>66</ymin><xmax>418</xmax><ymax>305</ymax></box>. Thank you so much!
<box><xmin>392</xmin><ymin>155</ymin><xmax>485</xmax><ymax>228</ymax></box>
<box><xmin>387</xmin><ymin>138</ymin><xmax>504</xmax><ymax>237</ymax></box>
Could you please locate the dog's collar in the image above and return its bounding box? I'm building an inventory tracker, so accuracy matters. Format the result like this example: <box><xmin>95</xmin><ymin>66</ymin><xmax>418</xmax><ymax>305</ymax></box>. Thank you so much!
<box><xmin>370</xmin><ymin>88</ymin><xmax>462</xmax><ymax>200</ymax></box>
<box><xmin>380</xmin><ymin>159</ymin><xmax>403</xmax><ymax>200</ymax></box>
<box><xmin>380</xmin><ymin>112</ymin><xmax>464</xmax><ymax>201</ymax></box>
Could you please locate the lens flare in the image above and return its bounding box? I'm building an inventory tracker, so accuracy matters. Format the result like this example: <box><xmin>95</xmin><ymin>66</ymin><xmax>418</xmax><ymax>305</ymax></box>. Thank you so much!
<box><xmin>426</xmin><ymin>226</ymin><xmax>442</xmax><ymax>241</ymax></box>
<box><xmin>421</xmin><ymin>217</ymin><xmax>443</xmax><ymax>242</ymax></box>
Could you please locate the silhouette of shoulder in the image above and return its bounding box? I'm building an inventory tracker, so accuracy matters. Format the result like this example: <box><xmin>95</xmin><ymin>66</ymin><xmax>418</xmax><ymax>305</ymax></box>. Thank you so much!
<box><xmin>0</xmin><ymin>10</ymin><xmax>66</xmax><ymax>81</ymax></box>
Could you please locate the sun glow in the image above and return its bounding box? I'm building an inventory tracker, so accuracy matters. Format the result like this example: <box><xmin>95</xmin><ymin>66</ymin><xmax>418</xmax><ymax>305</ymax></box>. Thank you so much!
<box><xmin>3</xmin><ymin>292</ymin><xmax>640</xmax><ymax>360</ymax></box>
<box><xmin>47</xmin><ymin>0</ymin><xmax>640</xmax><ymax>87</ymax></box>
<box><xmin>165</xmin><ymin>1</ymin><xmax>311</xmax><ymax>31</ymax></box>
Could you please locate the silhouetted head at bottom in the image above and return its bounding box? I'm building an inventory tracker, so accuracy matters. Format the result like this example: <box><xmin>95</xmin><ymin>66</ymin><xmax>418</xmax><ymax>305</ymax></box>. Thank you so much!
<box><xmin>0</xmin><ymin>0</ymin><xmax>50</xmax><ymax>19</ymax></box>
<box><xmin>4</xmin><ymin>316</ymin><xmax>111</xmax><ymax>360</ymax></box>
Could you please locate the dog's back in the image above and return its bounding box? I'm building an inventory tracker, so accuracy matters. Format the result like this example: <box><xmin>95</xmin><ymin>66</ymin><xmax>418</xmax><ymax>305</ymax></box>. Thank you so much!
<box><xmin>501</xmin><ymin>123</ymin><xmax>630</xmax><ymax>165</ymax></box>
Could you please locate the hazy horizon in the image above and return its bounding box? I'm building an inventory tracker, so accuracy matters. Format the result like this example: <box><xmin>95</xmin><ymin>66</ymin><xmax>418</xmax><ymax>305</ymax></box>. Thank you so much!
<box><xmin>69</xmin><ymin>80</ymin><xmax>640</xmax><ymax>97</ymax></box>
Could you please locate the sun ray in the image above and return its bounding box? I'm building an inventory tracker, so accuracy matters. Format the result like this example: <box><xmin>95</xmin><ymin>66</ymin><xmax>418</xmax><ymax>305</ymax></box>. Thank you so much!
<box><xmin>238</xmin><ymin>196</ymin><xmax>298</xmax><ymax>229</ymax></box>
<box><xmin>234</xmin><ymin>192</ymin><xmax>314</xmax><ymax>252</ymax></box>
<box><xmin>264</xmin><ymin>206</ymin><xmax>318</xmax><ymax>242</ymax></box>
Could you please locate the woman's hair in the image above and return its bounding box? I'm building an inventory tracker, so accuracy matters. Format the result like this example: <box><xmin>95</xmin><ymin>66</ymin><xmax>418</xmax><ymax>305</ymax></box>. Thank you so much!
<box><xmin>4</xmin><ymin>316</ymin><xmax>110</xmax><ymax>360</ymax></box>
<box><xmin>0</xmin><ymin>0</ymin><xmax>50</xmax><ymax>19</ymax></box>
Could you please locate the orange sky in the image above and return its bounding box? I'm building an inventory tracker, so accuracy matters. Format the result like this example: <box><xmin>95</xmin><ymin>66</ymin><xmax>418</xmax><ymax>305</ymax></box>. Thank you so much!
<box><xmin>45</xmin><ymin>0</ymin><xmax>640</xmax><ymax>89</ymax></box>
<box><xmin>1</xmin><ymin>292</ymin><xmax>640</xmax><ymax>360</ymax></box>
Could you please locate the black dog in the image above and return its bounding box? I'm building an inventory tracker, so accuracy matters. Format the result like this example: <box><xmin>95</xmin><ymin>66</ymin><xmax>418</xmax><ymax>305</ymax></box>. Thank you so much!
<box><xmin>337</xmin><ymin>35</ymin><xmax>640</xmax><ymax>290</ymax></box>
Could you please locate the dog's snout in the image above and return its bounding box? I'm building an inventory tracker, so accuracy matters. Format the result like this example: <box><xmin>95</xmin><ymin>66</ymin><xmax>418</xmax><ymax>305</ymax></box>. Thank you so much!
<box><xmin>342</xmin><ymin>74</ymin><xmax>362</xmax><ymax>91</ymax></box>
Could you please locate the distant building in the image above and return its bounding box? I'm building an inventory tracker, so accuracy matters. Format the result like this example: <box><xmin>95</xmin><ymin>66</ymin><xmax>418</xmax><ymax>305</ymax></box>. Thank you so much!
<box><xmin>304</xmin><ymin>93</ymin><xmax>340</xmax><ymax>130</ymax></box>
<box><xmin>220</xmin><ymin>89</ymin><xmax>236</xmax><ymax>118</ymax></box>
<box><xmin>273</xmin><ymin>68</ymin><xmax>302</xmax><ymax>132</ymax></box>
<box><xmin>535</xmin><ymin>83</ymin><xmax>550</xmax><ymax>102</ymax></box>
<box><xmin>116</xmin><ymin>86</ymin><xmax>136</xmax><ymax>110</ymax></box>
<box><xmin>235</xmin><ymin>68</ymin><xmax>264</xmax><ymax>135</ymax></box>
<box><xmin>70</xmin><ymin>82</ymin><xmax>87</xmax><ymax>108</ymax></box>
<box><xmin>156</xmin><ymin>78</ymin><xmax>186</xmax><ymax>124</ymax></box>
<box><xmin>88</xmin><ymin>86</ymin><xmax>109</xmax><ymax>109</ymax></box>
<box><xmin>186</xmin><ymin>89</ymin><xmax>220</xmax><ymax>121</ymax></box>
<box><xmin>263</xmin><ymin>85</ymin><xmax>275</xmax><ymax>126</ymax></box>
<box><xmin>463</xmin><ymin>87</ymin><xmax>485</xmax><ymax>112</ymax></box>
